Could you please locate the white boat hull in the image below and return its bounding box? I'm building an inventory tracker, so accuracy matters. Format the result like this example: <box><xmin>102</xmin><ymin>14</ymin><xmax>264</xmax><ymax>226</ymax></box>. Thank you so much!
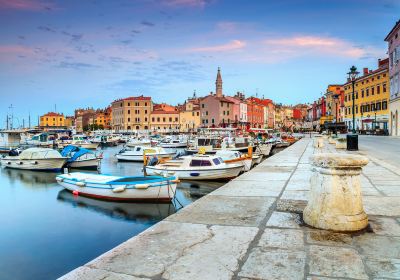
<box><xmin>257</xmin><ymin>144</ymin><xmax>272</xmax><ymax>156</ymax></box>
<box><xmin>57</xmin><ymin>177</ymin><xmax>177</xmax><ymax>202</ymax></box>
<box><xmin>145</xmin><ymin>165</ymin><xmax>242</xmax><ymax>180</ymax></box>
<box><xmin>116</xmin><ymin>153</ymin><xmax>174</xmax><ymax>162</ymax></box>
<box><xmin>68</xmin><ymin>158</ymin><xmax>100</xmax><ymax>169</ymax></box>
<box><xmin>159</xmin><ymin>143</ymin><xmax>188</xmax><ymax>148</ymax></box>
<box><xmin>1</xmin><ymin>158</ymin><xmax>67</xmax><ymax>171</ymax></box>
<box><xmin>75</xmin><ymin>143</ymin><xmax>99</xmax><ymax>149</ymax></box>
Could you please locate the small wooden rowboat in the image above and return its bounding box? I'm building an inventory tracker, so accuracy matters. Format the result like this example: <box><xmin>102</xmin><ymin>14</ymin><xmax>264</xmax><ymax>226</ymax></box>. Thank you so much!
<box><xmin>56</xmin><ymin>172</ymin><xmax>179</xmax><ymax>202</ymax></box>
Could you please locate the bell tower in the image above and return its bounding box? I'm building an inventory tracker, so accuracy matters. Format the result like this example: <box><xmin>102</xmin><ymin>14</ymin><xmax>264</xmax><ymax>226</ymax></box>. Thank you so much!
<box><xmin>215</xmin><ymin>67</ymin><xmax>223</xmax><ymax>97</ymax></box>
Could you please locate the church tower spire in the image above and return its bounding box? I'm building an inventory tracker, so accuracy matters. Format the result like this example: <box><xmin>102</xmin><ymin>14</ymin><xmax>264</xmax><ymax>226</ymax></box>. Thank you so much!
<box><xmin>215</xmin><ymin>67</ymin><xmax>223</xmax><ymax>97</ymax></box>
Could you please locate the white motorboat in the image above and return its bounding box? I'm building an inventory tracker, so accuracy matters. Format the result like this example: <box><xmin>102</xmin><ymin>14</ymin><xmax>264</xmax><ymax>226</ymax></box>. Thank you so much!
<box><xmin>56</xmin><ymin>172</ymin><xmax>178</xmax><ymax>202</ymax></box>
<box><xmin>22</xmin><ymin>133</ymin><xmax>55</xmax><ymax>147</ymax></box>
<box><xmin>71</xmin><ymin>135</ymin><xmax>99</xmax><ymax>149</ymax></box>
<box><xmin>126</xmin><ymin>137</ymin><xmax>152</xmax><ymax>147</ymax></box>
<box><xmin>116</xmin><ymin>146</ymin><xmax>175</xmax><ymax>162</ymax></box>
<box><xmin>1</xmin><ymin>148</ymin><xmax>67</xmax><ymax>172</ymax></box>
<box><xmin>145</xmin><ymin>154</ymin><xmax>243</xmax><ymax>180</ymax></box>
<box><xmin>215</xmin><ymin>150</ymin><xmax>252</xmax><ymax>172</ymax></box>
<box><xmin>252</xmin><ymin>153</ymin><xmax>263</xmax><ymax>166</ymax></box>
<box><xmin>61</xmin><ymin>145</ymin><xmax>101</xmax><ymax>170</ymax></box>
<box><xmin>159</xmin><ymin>139</ymin><xmax>188</xmax><ymax>148</ymax></box>
<box><xmin>91</xmin><ymin>135</ymin><xmax>118</xmax><ymax>147</ymax></box>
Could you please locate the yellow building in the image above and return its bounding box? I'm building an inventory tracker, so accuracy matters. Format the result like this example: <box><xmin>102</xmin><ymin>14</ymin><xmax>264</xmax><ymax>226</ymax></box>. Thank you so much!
<box><xmin>325</xmin><ymin>84</ymin><xmax>344</xmax><ymax>122</ymax></box>
<box><xmin>179</xmin><ymin>99</ymin><xmax>201</xmax><ymax>132</ymax></box>
<box><xmin>150</xmin><ymin>111</ymin><xmax>180</xmax><ymax>132</ymax></box>
<box><xmin>111</xmin><ymin>96</ymin><xmax>152</xmax><ymax>131</ymax></box>
<box><xmin>343</xmin><ymin>58</ymin><xmax>390</xmax><ymax>131</ymax></box>
<box><xmin>40</xmin><ymin>112</ymin><xmax>66</xmax><ymax>128</ymax></box>
<box><xmin>65</xmin><ymin>116</ymin><xmax>75</xmax><ymax>128</ymax></box>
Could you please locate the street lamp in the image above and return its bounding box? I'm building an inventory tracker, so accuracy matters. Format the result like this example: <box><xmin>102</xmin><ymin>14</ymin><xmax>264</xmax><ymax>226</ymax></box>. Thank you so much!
<box><xmin>346</xmin><ymin>65</ymin><xmax>359</xmax><ymax>151</ymax></box>
<box><xmin>347</xmin><ymin>66</ymin><xmax>359</xmax><ymax>133</ymax></box>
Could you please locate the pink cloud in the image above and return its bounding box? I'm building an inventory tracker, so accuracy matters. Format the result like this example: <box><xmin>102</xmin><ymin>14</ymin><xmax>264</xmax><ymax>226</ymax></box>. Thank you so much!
<box><xmin>263</xmin><ymin>35</ymin><xmax>379</xmax><ymax>59</ymax></box>
<box><xmin>0</xmin><ymin>0</ymin><xmax>54</xmax><ymax>11</ymax></box>
<box><xmin>0</xmin><ymin>45</ymin><xmax>34</xmax><ymax>55</ymax></box>
<box><xmin>188</xmin><ymin>40</ymin><xmax>246</xmax><ymax>52</ymax></box>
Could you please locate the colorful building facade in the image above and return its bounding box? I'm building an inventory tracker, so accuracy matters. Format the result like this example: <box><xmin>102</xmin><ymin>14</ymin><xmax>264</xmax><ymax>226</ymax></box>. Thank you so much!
<box><xmin>343</xmin><ymin>58</ymin><xmax>390</xmax><ymax>131</ymax></box>
<box><xmin>385</xmin><ymin>20</ymin><xmax>400</xmax><ymax>136</ymax></box>
<box><xmin>40</xmin><ymin>112</ymin><xmax>66</xmax><ymax>128</ymax></box>
<box><xmin>111</xmin><ymin>96</ymin><xmax>152</xmax><ymax>131</ymax></box>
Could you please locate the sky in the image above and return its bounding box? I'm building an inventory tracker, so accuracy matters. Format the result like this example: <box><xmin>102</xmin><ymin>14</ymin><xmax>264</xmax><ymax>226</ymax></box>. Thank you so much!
<box><xmin>0</xmin><ymin>0</ymin><xmax>399</xmax><ymax>128</ymax></box>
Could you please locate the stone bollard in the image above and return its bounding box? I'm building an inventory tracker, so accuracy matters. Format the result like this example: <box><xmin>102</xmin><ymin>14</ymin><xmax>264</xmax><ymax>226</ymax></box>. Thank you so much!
<box><xmin>303</xmin><ymin>153</ymin><xmax>369</xmax><ymax>231</ymax></box>
<box><xmin>313</xmin><ymin>136</ymin><xmax>324</xmax><ymax>148</ymax></box>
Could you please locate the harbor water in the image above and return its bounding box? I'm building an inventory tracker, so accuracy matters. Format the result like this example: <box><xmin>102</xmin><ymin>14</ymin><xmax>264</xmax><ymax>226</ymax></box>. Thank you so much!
<box><xmin>0</xmin><ymin>145</ymin><xmax>224</xmax><ymax>280</ymax></box>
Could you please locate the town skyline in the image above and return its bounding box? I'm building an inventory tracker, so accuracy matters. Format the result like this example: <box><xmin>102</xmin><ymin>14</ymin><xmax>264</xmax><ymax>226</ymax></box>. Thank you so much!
<box><xmin>1</xmin><ymin>0</ymin><xmax>399</xmax><ymax>128</ymax></box>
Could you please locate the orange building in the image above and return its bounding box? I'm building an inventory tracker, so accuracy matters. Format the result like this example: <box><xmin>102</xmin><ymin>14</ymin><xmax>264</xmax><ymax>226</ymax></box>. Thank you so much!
<box><xmin>246</xmin><ymin>97</ymin><xmax>264</xmax><ymax>129</ymax></box>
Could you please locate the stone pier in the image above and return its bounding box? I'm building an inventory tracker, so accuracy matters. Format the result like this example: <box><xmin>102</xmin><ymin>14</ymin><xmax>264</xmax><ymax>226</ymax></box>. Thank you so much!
<box><xmin>60</xmin><ymin>137</ymin><xmax>400</xmax><ymax>280</ymax></box>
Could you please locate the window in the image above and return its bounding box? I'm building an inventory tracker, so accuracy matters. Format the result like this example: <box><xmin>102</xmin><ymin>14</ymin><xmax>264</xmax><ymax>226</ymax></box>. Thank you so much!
<box><xmin>382</xmin><ymin>100</ymin><xmax>387</xmax><ymax>110</ymax></box>
<box><xmin>212</xmin><ymin>158</ymin><xmax>221</xmax><ymax>165</ymax></box>
<box><xmin>190</xmin><ymin>160</ymin><xmax>212</xmax><ymax>167</ymax></box>
<box><xmin>377</xmin><ymin>85</ymin><xmax>380</xmax><ymax>94</ymax></box>
<box><xmin>152</xmin><ymin>117</ymin><xmax>155</xmax><ymax>122</ymax></box>
<box><xmin>169</xmin><ymin>117</ymin><xmax>172</xmax><ymax>122</ymax></box>
<box><xmin>128</xmin><ymin>103</ymin><xmax>130</xmax><ymax>106</ymax></box>
<box><xmin>128</xmin><ymin>110</ymin><xmax>130</xmax><ymax>114</ymax></box>
<box><xmin>157</xmin><ymin>117</ymin><xmax>160</xmax><ymax>122</ymax></box>
<box><xmin>163</xmin><ymin>117</ymin><xmax>166</xmax><ymax>122</ymax></box>
<box><xmin>383</xmin><ymin>83</ymin><xmax>387</xmax><ymax>93</ymax></box>
<box><xmin>128</xmin><ymin>118</ymin><xmax>130</xmax><ymax>122</ymax></box>
<box><xmin>175</xmin><ymin>117</ymin><xmax>178</xmax><ymax>122</ymax></box>
<box><xmin>145</xmin><ymin>102</ymin><xmax>147</xmax><ymax>106</ymax></box>
<box><xmin>362</xmin><ymin>90</ymin><xmax>364</xmax><ymax>98</ymax></box>
<box><xmin>366</xmin><ymin>89</ymin><xmax>369</xmax><ymax>96</ymax></box>
<box><xmin>145</xmin><ymin>110</ymin><xmax>147</xmax><ymax>114</ymax></box>
<box><xmin>371</xmin><ymin>87</ymin><xmax>374</xmax><ymax>95</ymax></box>
<box><xmin>376</xmin><ymin>102</ymin><xmax>381</xmax><ymax>111</ymax></box>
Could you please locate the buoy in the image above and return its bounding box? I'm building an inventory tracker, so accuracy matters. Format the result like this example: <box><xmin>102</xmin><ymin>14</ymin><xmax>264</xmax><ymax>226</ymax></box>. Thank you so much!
<box><xmin>112</xmin><ymin>186</ymin><xmax>126</xmax><ymax>193</ymax></box>
<box><xmin>72</xmin><ymin>190</ymin><xmax>79</xmax><ymax>196</ymax></box>
<box><xmin>135</xmin><ymin>184</ymin><xmax>150</xmax><ymax>189</ymax></box>
<box><xmin>76</xmin><ymin>182</ymin><xmax>86</xmax><ymax>187</ymax></box>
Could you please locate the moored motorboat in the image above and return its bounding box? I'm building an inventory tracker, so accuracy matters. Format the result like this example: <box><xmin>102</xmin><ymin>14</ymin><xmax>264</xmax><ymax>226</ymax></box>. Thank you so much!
<box><xmin>56</xmin><ymin>172</ymin><xmax>178</xmax><ymax>202</ymax></box>
<box><xmin>71</xmin><ymin>135</ymin><xmax>99</xmax><ymax>149</ymax></box>
<box><xmin>61</xmin><ymin>145</ymin><xmax>102</xmax><ymax>170</ymax></box>
<box><xmin>215</xmin><ymin>149</ymin><xmax>252</xmax><ymax>172</ymax></box>
<box><xmin>0</xmin><ymin>148</ymin><xmax>67</xmax><ymax>171</ymax></box>
<box><xmin>116</xmin><ymin>146</ymin><xmax>175</xmax><ymax>162</ymax></box>
<box><xmin>145</xmin><ymin>154</ymin><xmax>243</xmax><ymax>180</ymax></box>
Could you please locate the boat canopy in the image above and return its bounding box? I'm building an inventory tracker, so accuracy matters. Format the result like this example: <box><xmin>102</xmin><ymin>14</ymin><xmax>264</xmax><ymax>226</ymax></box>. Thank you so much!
<box><xmin>61</xmin><ymin>145</ymin><xmax>94</xmax><ymax>162</ymax></box>
<box><xmin>19</xmin><ymin>148</ymin><xmax>63</xmax><ymax>159</ymax></box>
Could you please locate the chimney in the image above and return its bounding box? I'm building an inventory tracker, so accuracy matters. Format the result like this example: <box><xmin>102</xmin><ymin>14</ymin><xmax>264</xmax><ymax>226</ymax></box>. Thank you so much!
<box><xmin>363</xmin><ymin>68</ymin><xmax>368</xmax><ymax>75</ymax></box>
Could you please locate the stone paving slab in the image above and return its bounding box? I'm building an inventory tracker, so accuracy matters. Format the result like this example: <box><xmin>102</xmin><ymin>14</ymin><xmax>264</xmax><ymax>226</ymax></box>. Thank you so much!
<box><xmin>60</xmin><ymin>138</ymin><xmax>400</xmax><ymax>280</ymax></box>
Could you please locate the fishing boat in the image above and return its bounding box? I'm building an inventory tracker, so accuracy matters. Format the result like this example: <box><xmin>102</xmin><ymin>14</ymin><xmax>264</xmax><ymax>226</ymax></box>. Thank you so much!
<box><xmin>61</xmin><ymin>145</ymin><xmax>102</xmax><ymax>170</ymax></box>
<box><xmin>91</xmin><ymin>135</ymin><xmax>118</xmax><ymax>147</ymax></box>
<box><xmin>70</xmin><ymin>135</ymin><xmax>99</xmax><ymax>149</ymax></box>
<box><xmin>159</xmin><ymin>139</ymin><xmax>188</xmax><ymax>148</ymax></box>
<box><xmin>0</xmin><ymin>148</ymin><xmax>67</xmax><ymax>171</ymax></box>
<box><xmin>22</xmin><ymin>132</ymin><xmax>56</xmax><ymax>147</ymax></box>
<box><xmin>56</xmin><ymin>172</ymin><xmax>178</xmax><ymax>202</ymax></box>
<box><xmin>116</xmin><ymin>146</ymin><xmax>175</xmax><ymax>162</ymax></box>
<box><xmin>215</xmin><ymin>149</ymin><xmax>252</xmax><ymax>171</ymax></box>
<box><xmin>145</xmin><ymin>154</ymin><xmax>243</xmax><ymax>180</ymax></box>
<box><xmin>126</xmin><ymin>137</ymin><xmax>152</xmax><ymax>147</ymax></box>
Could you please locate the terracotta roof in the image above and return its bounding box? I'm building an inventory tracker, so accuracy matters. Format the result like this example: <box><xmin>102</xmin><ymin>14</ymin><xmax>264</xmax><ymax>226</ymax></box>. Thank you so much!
<box><xmin>112</xmin><ymin>95</ymin><xmax>151</xmax><ymax>103</ymax></box>
<box><xmin>384</xmin><ymin>19</ymin><xmax>400</xmax><ymax>41</ymax></box>
<box><xmin>343</xmin><ymin>60</ymin><xmax>389</xmax><ymax>86</ymax></box>
<box><xmin>43</xmin><ymin>112</ymin><xmax>63</xmax><ymax>117</ymax></box>
<box><xmin>151</xmin><ymin>110</ymin><xmax>179</xmax><ymax>114</ymax></box>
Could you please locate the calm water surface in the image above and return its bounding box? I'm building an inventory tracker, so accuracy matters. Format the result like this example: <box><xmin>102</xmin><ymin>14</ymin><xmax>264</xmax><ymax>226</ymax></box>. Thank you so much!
<box><xmin>0</xmin><ymin>145</ymin><xmax>224</xmax><ymax>280</ymax></box>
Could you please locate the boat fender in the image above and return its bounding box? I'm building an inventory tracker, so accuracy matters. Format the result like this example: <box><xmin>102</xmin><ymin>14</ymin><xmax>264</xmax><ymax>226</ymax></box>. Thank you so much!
<box><xmin>135</xmin><ymin>184</ymin><xmax>149</xmax><ymax>189</ymax></box>
<box><xmin>76</xmin><ymin>182</ymin><xmax>86</xmax><ymax>187</ymax></box>
<box><xmin>30</xmin><ymin>161</ymin><xmax>38</xmax><ymax>165</ymax></box>
<box><xmin>171</xmin><ymin>179</ymin><xmax>180</xmax><ymax>183</ymax></box>
<box><xmin>112</xmin><ymin>186</ymin><xmax>126</xmax><ymax>193</ymax></box>
<box><xmin>72</xmin><ymin>190</ymin><xmax>79</xmax><ymax>196</ymax></box>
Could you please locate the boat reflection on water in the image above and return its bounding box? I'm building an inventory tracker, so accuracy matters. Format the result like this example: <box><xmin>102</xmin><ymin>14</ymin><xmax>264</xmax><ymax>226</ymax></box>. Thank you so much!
<box><xmin>1</xmin><ymin>168</ymin><xmax>57</xmax><ymax>186</ymax></box>
<box><xmin>57</xmin><ymin>189</ymin><xmax>176</xmax><ymax>223</ymax></box>
<box><xmin>178</xmin><ymin>180</ymin><xmax>224</xmax><ymax>200</ymax></box>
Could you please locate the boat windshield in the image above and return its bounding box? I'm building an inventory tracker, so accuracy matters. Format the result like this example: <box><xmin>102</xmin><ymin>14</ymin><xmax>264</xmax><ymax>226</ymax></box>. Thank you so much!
<box><xmin>190</xmin><ymin>159</ymin><xmax>212</xmax><ymax>167</ymax></box>
<box><xmin>212</xmin><ymin>158</ymin><xmax>221</xmax><ymax>165</ymax></box>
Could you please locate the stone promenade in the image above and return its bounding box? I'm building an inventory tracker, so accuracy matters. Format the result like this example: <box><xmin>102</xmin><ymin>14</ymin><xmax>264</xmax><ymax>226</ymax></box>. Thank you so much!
<box><xmin>60</xmin><ymin>137</ymin><xmax>400</xmax><ymax>280</ymax></box>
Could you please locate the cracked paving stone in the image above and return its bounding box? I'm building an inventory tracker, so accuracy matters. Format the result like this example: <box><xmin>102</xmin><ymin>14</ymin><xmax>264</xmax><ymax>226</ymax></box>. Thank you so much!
<box><xmin>258</xmin><ymin>228</ymin><xmax>304</xmax><ymax>250</ymax></box>
<box><xmin>162</xmin><ymin>225</ymin><xmax>258</xmax><ymax>280</ymax></box>
<box><xmin>353</xmin><ymin>234</ymin><xmax>400</xmax><ymax>259</ymax></box>
<box><xmin>59</xmin><ymin>267</ymin><xmax>149</xmax><ymax>280</ymax></box>
<box><xmin>364</xmin><ymin>257</ymin><xmax>400</xmax><ymax>279</ymax></box>
<box><xmin>166</xmin><ymin>195</ymin><xmax>275</xmax><ymax>227</ymax></box>
<box><xmin>239</xmin><ymin>248</ymin><xmax>306</xmax><ymax>280</ymax></box>
<box><xmin>266</xmin><ymin>211</ymin><xmax>302</xmax><ymax>229</ymax></box>
<box><xmin>308</xmin><ymin>245</ymin><xmax>368</xmax><ymax>279</ymax></box>
<box><xmin>83</xmin><ymin>221</ymin><xmax>217</xmax><ymax>278</ymax></box>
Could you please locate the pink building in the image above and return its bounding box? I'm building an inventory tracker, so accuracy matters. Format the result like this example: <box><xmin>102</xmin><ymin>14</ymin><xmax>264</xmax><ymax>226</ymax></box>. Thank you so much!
<box><xmin>199</xmin><ymin>68</ymin><xmax>235</xmax><ymax>127</ymax></box>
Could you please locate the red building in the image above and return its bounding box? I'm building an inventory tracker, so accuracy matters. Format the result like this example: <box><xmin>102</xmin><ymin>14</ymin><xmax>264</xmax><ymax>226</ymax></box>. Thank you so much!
<box><xmin>246</xmin><ymin>97</ymin><xmax>264</xmax><ymax>129</ymax></box>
